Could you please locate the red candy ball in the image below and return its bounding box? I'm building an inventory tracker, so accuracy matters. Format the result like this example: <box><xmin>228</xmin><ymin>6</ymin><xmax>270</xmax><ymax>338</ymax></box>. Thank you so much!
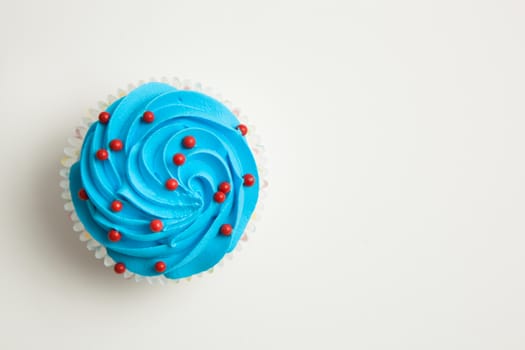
<box><xmin>220</xmin><ymin>224</ymin><xmax>233</xmax><ymax>236</ymax></box>
<box><xmin>214</xmin><ymin>191</ymin><xmax>226</xmax><ymax>203</ymax></box>
<box><xmin>237</xmin><ymin>124</ymin><xmax>248</xmax><ymax>136</ymax></box>
<box><xmin>142</xmin><ymin>111</ymin><xmax>155</xmax><ymax>123</ymax></box>
<box><xmin>111</xmin><ymin>200</ymin><xmax>123</xmax><ymax>212</ymax></box>
<box><xmin>150</xmin><ymin>219</ymin><xmax>163</xmax><ymax>232</ymax></box>
<box><xmin>182</xmin><ymin>135</ymin><xmax>196</xmax><ymax>149</ymax></box>
<box><xmin>155</xmin><ymin>261</ymin><xmax>166</xmax><ymax>273</ymax></box>
<box><xmin>165</xmin><ymin>178</ymin><xmax>178</xmax><ymax>191</ymax></box>
<box><xmin>243</xmin><ymin>174</ymin><xmax>256</xmax><ymax>187</ymax></box>
<box><xmin>218</xmin><ymin>182</ymin><xmax>231</xmax><ymax>194</ymax></box>
<box><xmin>78</xmin><ymin>188</ymin><xmax>88</xmax><ymax>200</ymax></box>
<box><xmin>96</xmin><ymin>149</ymin><xmax>108</xmax><ymax>160</ymax></box>
<box><xmin>173</xmin><ymin>153</ymin><xmax>185</xmax><ymax>166</ymax></box>
<box><xmin>108</xmin><ymin>229</ymin><xmax>121</xmax><ymax>242</ymax></box>
<box><xmin>114</xmin><ymin>263</ymin><xmax>126</xmax><ymax>274</ymax></box>
<box><xmin>98</xmin><ymin>112</ymin><xmax>110</xmax><ymax>124</ymax></box>
<box><xmin>109</xmin><ymin>139</ymin><xmax>123</xmax><ymax>151</ymax></box>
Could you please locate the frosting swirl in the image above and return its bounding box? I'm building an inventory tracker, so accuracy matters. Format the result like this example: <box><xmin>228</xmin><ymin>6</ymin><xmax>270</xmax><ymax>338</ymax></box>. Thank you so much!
<box><xmin>69</xmin><ymin>82</ymin><xmax>259</xmax><ymax>279</ymax></box>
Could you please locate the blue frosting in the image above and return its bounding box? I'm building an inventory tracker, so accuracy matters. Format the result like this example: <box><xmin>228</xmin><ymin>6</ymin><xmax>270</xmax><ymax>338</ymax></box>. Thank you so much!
<box><xmin>69</xmin><ymin>82</ymin><xmax>259</xmax><ymax>279</ymax></box>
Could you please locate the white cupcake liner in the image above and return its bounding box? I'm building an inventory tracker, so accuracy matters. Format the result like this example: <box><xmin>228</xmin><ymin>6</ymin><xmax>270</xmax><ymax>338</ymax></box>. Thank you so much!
<box><xmin>60</xmin><ymin>77</ymin><xmax>268</xmax><ymax>284</ymax></box>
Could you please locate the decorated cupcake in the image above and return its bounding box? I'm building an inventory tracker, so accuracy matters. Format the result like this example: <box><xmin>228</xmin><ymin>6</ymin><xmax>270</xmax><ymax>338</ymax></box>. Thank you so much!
<box><xmin>60</xmin><ymin>79</ymin><xmax>265</xmax><ymax>282</ymax></box>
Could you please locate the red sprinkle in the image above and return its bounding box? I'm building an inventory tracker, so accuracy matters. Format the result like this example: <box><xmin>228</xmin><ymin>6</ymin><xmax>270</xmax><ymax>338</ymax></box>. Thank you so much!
<box><xmin>142</xmin><ymin>111</ymin><xmax>155</xmax><ymax>123</ymax></box>
<box><xmin>214</xmin><ymin>191</ymin><xmax>226</xmax><ymax>203</ymax></box>
<box><xmin>96</xmin><ymin>149</ymin><xmax>109</xmax><ymax>160</ymax></box>
<box><xmin>154</xmin><ymin>261</ymin><xmax>166</xmax><ymax>273</ymax></box>
<box><xmin>165</xmin><ymin>178</ymin><xmax>178</xmax><ymax>191</ymax></box>
<box><xmin>114</xmin><ymin>263</ymin><xmax>126</xmax><ymax>274</ymax></box>
<box><xmin>220</xmin><ymin>224</ymin><xmax>233</xmax><ymax>236</ymax></box>
<box><xmin>218</xmin><ymin>182</ymin><xmax>231</xmax><ymax>194</ymax></box>
<box><xmin>150</xmin><ymin>219</ymin><xmax>163</xmax><ymax>232</ymax></box>
<box><xmin>109</xmin><ymin>139</ymin><xmax>123</xmax><ymax>151</ymax></box>
<box><xmin>108</xmin><ymin>229</ymin><xmax>121</xmax><ymax>242</ymax></box>
<box><xmin>173</xmin><ymin>153</ymin><xmax>185</xmax><ymax>166</ymax></box>
<box><xmin>111</xmin><ymin>200</ymin><xmax>123</xmax><ymax>212</ymax></box>
<box><xmin>243</xmin><ymin>174</ymin><xmax>256</xmax><ymax>187</ymax></box>
<box><xmin>237</xmin><ymin>124</ymin><xmax>248</xmax><ymax>136</ymax></box>
<box><xmin>98</xmin><ymin>112</ymin><xmax>110</xmax><ymax>124</ymax></box>
<box><xmin>182</xmin><ymin>135</ymin><xmax>196</xmax><ymax>149</ymax></box>
<box><xmin>78</xmin><ymin>188</ymin><xmax>88</xmax><ymax>200</ymax></box>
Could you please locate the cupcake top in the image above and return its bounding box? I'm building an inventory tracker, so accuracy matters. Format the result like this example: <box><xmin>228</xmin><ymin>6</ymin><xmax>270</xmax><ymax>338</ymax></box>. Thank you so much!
<box><xmin>69</xmin><ymin>82</ymin><xmax>259</xmax><ymax>279</ymax></box>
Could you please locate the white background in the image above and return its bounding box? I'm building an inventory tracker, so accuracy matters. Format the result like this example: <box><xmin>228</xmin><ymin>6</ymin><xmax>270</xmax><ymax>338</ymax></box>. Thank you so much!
<box><xmin>1</xmin><ymin>0</ymin><xmax>524</xmax><ymax>349</ymax></box>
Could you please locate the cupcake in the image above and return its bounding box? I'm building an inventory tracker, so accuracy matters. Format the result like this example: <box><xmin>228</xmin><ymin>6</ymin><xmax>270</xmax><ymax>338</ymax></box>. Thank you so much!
<box><xmin>60</xmin><ymin>79</ymin><xmax>265</xmax><ymax>283</ymax></box>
